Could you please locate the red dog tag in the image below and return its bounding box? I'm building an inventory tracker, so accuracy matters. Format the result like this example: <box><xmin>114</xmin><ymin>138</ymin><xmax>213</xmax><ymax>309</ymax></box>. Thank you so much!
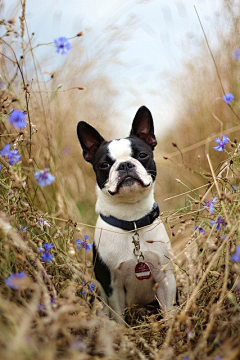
<box><xmin>135</xmin><ymin>262</ymin><xmax>152</xmax><ymax>280</ymax></box>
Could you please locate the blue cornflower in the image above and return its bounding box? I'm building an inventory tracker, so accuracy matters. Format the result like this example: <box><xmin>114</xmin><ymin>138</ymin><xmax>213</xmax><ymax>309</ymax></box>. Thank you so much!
<box><xmin>213</xmin><ymin>135</ymin><xmax>229</xmax><ymax>152</ymax></box>
<box><xmin>54</xmin><ymin>37</ymin><xmax>71</xmax><ymax>55</ymax></box>
<box><xmin>223</xmin><ymin>93</ymin><xmax>234</xmax><ymax>104</ymax></box>
<box><xmin>42</xmin><ymin>243</ymin><xmax>54</xmax><ymax>251</ymax></box>
<box><xmin>51</xmin><ymin>296</ymin><xmax>56</xmax><ymax>305</ymax></box>
<box><xmin>8</xmin><ymin>149</ymin><xmax>21</xmax><ymax>165</ymax></box>
<box><xmin>203</xmin><ymin>197</ymin><xmax>218</xmax><ymax>214</ymax></box>
<box><xmin>231</xmin><ymin>245</ymin><xmax>240</xmax><ymax>262</ymax></box>
<box><xmin>38</xmin><ymin>243</ymin><xmax>55</xmax><ymax>263</ymax></box>
<box><xmin>34</xmin><ymin>168</ymin><xmax>55</xmax><ymax>187</ymax></box>
<box><xmin>8</xmin><ymin>109</ymin><xmax>27</xmax><ymax>129</ymax></box>
<box><xmin>5</xmin><ymin>272</ymin><xmax>26</xmax><ymax>290</ymax></box>
<box><xmin>38</xmin><ymin>304</ymin><xmax>46</xmax><ymax>313</ymax></box>
<box><xmin>82</xmin><ymin>280</ymin><xmax>87</xmax><ymax>294</ymax></box>
<box><xmin>38</xmin><ymin>296</ymin><xmax>56</xmax><ymax>312</ymax></box>
<box><xmin>232</xmin><ymin>185</ymin><xmax>237</xmax><ymax>193</ymax></box>
<box><xmin>20</xmin><ymin>226</ymin><xmax>27</xmax><ymax>232</ymax></box>
<box><xmin>40</xmin><ymin>252</ymin><xmax>53</xmax><ymax>263</ymax></box>
<box><xmin>19</xmin><ymin>226</ymin><xmax>28</xmax><ymax>236</ymax></box>
<box><xmin>89</xmin><ymin>283</ymin><xmax>95</xmax><ymax>293</ymax></box>
<box><xmin>194</xmin><ymin>225</ymin><xmax>205</xmax><ymax>235</ymax></box>
<box><xmin>0</xmin><ymin>144</ymin><xmax>10</xmax><ymax>156</ymax></box>
<box><xmin>37</xmin><ymin>219</ymin><xmax>51</xmax><ymax>230</ymax></box>
<box><xmin>210</xmin><ymin>216</ymin><xmax>226</xmax><ymax>230</ymax></box>
<box><xmin>233</xmin><ymin>48</ymin><xmax>240</xmax><ymax>60</ymax></box>
<box><xmin>0</xmin><ymin>144</ymin><xmax>21</xmax><ymax>165</ymax></box>
<box><xmin>82</xmin><ymin>280</ymin><xmax>95</xmax><ymax>294</ymax></box>
<box><xmin>76</xmin><ymin>235</ymin><xmax>93</xmax><ymax>252</ymax></box>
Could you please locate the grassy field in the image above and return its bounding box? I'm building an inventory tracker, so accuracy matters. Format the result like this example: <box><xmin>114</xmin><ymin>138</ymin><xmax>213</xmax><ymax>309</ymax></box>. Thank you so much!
<box><xmin>0</xmin><ymin>1</ymin><xmax>240</xmax><ymax>359</ymax></box>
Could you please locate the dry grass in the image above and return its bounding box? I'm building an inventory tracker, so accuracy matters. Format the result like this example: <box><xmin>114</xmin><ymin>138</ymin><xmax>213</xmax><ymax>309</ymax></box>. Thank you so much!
<box><xmin>0</xmin><ymin>1</ymin><xmax>240</xmax><ymax>359</ymax></box>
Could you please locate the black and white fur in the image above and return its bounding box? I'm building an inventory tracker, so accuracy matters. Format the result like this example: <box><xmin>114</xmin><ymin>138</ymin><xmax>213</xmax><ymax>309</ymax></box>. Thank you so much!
<box><xmin>77</xmin><ymin>106</ymin><xmax>176</xmax><ymax>322</ymax></box>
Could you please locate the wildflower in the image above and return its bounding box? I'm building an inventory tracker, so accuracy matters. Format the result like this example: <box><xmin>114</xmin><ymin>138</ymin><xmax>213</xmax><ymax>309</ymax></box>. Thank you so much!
<box><xmin>0</xmin><ymin>144</ymin><xmax>11</xmax><ymax>157</ymax></box>
<box><xmin>89</xmin><ymin>283</ymin><xmax>95</xmax><ymax>293</ymax></box>
<box><xmin>19</xmin><ymin>226</ymin><xmax>28</xmax><ymax>233</ymax></box>
<box><xmin>203</xmin><ymin>197</ymin><xmax>217</xmax><ymax>214</ymax></box>
<box><xmin>0</xmin><ymin>144</ymin><xmax>21</xmax><ymax>165</ymax></box>
<box><xmin>210</xmin><ymin>216</ymin><xmax>226</xmax><ymax>230</ymax></box>
<box><xmin>54</xmin><ymin>36</ymin><xmax>71</xmax><ymax>55</ymax></box>
<box><xmin>41</xmin><ymin>243</ymin><xmax>54</xmax><ymax>251</ymax></box>
<box><xmin>37</xmin><ymin>219</ymin><xmax>51</xmax><ymax>231</ymax></box>
<box><xmin>81</xmin><ymin>280</ymin><xmax>95</xmax><ymax>294</ymax></box>
<box><xmin>5</xmin><ymin>272</ymin><xmax>26</xmax><ymax>290</ymax></box>
<box><xmin>233</xmin><ymin>48</ymin><xmax>240</xmax><ymax>60</ymax></box>
<box><xmin>222</xmin><ymin>93</ymin><xmax>234</xmax><ymax>104</ymax></box>
<box><xmin>213</xmin><ymin>135</ymin><xmax>229</xmax><ymax>152</ymax></box>
<box><xmin>38</xmin><ymin>304</ymin><xmax>46</xmax><ymax>313</ymax></box>
<box><xmin>194</xmin><ymin>225</ymin><xmax>205</xmax><ymax>235</ymax></box>
<box><xmin>232</xmin><ymin>185</ymin><xmax>237</xmax><ymax>192</ymax></box>
<box><xmin>38</xmin><ymin>296</ymin><xmax>56</xmax><ymax>313</ymax></box>
<box><xmin>81</xmin><ymin>280</ymin><xmax>87</xmax><ymax>294</ymax></box>
<box><xmin>8</xmin><ymin>149</ymin><xmax>21</xmax><ymax>165</ymax></box>
<box><xmin>8</xmin><ymin>109</ymin><xmax>27</xmax><ymax>129</ymax></box>
<box><xmin>231</xmin><ymin>245</ymin><xmax>240</xmax><ymax>262</ymax></box>
<box><xmin>51</xmin><ymin>296</ymin><xmax>56</xmax><ymax>305</ymax></box>
<box><xmin>38</xmin><ymin>243</ymin><xmax>54</xmax><ymax>263</ymax></box>
<box><xmin>19</xmin><ymin>226</ymin><xmax>28</xmax><ymax>238</ymax></box>
<box><xmin>34</xmin><ymin>168</ymin><xmax>55</xmax><ymax>187</ymax></box>
<box><xmin>76</xmin><ymin>235</ymin><xmax>93</xmax><ymax>252</ymax></box>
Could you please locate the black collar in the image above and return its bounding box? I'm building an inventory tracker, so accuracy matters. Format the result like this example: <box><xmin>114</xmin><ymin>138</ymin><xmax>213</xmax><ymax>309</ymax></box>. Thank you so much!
<box><xmin>100</xmin><ymin>202</ymin><xmax>160</xmax><ymax>231</ymax></box>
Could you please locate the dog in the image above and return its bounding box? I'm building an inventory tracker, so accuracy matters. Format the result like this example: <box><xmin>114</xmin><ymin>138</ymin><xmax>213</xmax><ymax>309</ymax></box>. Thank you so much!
<box><xmin>77</xmin><ymin>106</ymin><xmax>176</xmax><ymax>323</ymax></box>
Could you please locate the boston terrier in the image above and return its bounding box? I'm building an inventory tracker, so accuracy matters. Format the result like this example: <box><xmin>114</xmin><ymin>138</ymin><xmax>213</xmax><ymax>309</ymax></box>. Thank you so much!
<box><xmin>77</xmin><ymin>106</ymin><xmax>176</xmax><ymax>323</ymax></box>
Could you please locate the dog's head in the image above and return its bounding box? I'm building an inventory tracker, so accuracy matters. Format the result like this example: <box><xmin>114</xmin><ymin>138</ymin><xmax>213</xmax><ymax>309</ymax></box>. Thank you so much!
<box><xmin>77</xmin><ymin>106</ymin><xmax>157</xmax><ymax>203</ymax></box>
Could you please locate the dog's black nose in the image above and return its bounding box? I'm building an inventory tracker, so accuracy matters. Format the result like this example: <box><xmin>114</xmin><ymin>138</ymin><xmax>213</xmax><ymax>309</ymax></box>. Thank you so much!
<box><xmin>118</xmin><ymin>161</ymin><xmax>135</xmax><ymax>171</ymax></box>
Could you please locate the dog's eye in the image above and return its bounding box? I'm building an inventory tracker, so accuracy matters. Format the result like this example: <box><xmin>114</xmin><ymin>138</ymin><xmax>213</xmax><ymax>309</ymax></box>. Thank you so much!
<box><xmin>100</xmin><ymin>162</ymin><xmax>110</xmax><ymax>169</ymax></box>
<box><xmin>138</xmin><ymin>153</ymin><xmax>148</xmax><ymax>160</ymax></box>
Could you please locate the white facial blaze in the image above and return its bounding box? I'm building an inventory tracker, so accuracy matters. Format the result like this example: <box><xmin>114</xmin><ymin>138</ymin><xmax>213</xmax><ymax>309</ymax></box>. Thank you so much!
<box><xmin>108</xmin><ymin>139</ymin><xmax>132</xmax><ymax>161</ymax></box>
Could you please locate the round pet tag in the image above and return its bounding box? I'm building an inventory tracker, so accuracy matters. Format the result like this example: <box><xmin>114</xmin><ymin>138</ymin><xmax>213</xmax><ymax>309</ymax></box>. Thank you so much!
<box><xmin>135</xmin><ymin>262</ymin><xmax>152</xmax><ymax>280</ymax></box>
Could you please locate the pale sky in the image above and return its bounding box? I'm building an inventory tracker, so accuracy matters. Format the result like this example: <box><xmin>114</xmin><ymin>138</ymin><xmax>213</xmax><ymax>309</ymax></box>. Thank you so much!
<box><xmin>1</xmin><ymin>0</ymin><xmax>222</xmax><ymax>136</ymax></box>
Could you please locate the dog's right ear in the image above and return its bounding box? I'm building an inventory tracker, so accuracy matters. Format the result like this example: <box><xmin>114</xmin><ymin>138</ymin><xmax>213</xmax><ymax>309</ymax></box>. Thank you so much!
<box><xmin>77</xmin><ymin>121</ymin><xmax>105</xmax><ymax>163</ymax></box>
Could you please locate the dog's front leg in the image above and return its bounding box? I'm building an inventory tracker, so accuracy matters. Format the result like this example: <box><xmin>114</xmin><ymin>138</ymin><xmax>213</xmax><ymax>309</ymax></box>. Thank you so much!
<box><xmin>108</xmin><ymin>284</ymin><xmax>126</xmax><ymax>324</ymax></box>
<box><xmin>155</xmin><ymin>270</ymin><xmax>176</xmax><ymax>317</ymax></box>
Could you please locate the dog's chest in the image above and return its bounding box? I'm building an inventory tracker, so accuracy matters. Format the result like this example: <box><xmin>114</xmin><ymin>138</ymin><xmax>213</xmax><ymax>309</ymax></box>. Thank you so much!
<box><xmin>94</xmin><ymin>216</ymin><xmax>172</xmax><ymax>302</ymax></box>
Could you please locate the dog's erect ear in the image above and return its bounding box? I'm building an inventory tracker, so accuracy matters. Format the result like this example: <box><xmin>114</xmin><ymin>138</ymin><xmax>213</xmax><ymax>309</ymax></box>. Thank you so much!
<box><xmin>130</xmin><ymin>106</ymin><xmax>157</xmax><ymax>150</ymax></box>
<box><xmin>77</xmin><ymin>121</ymin><xmax>105</xmax><ymax>163</ymax></box>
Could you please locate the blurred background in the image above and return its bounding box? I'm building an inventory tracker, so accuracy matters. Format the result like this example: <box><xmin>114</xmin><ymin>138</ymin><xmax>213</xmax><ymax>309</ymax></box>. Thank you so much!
<box><xmin>1</xmin><ymin>0</ymin><xmax>240</xmax><ymax>226</ymax></box>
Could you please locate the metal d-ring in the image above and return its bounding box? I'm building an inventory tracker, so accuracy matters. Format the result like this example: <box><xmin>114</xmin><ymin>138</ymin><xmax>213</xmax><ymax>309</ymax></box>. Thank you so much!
<box><xmin>137</xmin><ymin>252</ymin><xmax>144</xmax><ymax>262</ymax></box>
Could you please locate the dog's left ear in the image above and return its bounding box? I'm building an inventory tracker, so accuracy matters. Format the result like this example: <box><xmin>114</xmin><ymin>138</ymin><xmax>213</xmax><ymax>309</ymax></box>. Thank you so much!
<box><xmin>130</xmin><ymin>106</ymin><xmax>157</xmax><ymax>150</ymax></box>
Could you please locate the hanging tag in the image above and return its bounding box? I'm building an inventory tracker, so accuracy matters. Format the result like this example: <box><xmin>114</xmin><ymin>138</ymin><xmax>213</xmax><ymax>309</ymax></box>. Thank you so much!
<box><xmin>135</xmin><ymin>262</ymin><xmax>152</xmax><ymax>280</ymax></box>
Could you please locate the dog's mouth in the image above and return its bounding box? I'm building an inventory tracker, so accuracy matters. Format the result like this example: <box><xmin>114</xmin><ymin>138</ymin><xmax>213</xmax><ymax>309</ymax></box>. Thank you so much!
<box><xmin>108</xmin><ymin>175</ymin><xmax>150</xmax><ymax>196</ymax></box>
<box><xmin>120</xmin><ymin>176</ymin><xmax>139</xmax><ymax>187</ymax></box>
